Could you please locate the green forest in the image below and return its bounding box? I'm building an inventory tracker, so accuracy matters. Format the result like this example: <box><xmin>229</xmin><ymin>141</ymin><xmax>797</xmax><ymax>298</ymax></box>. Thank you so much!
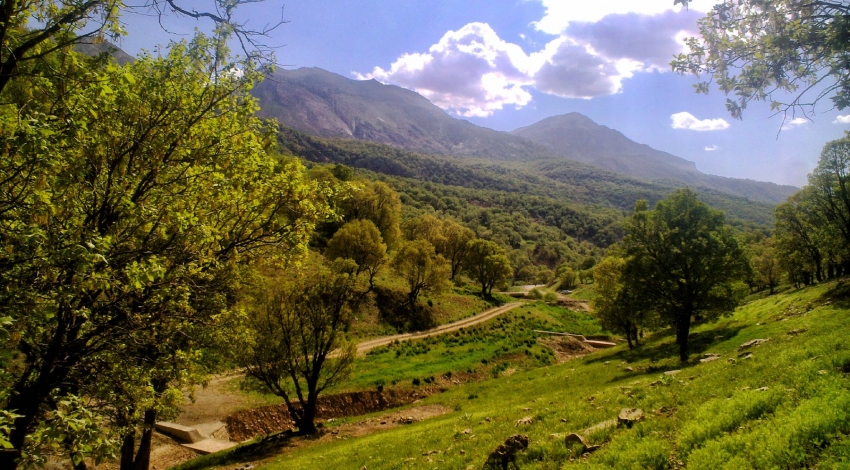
<box><xmin>2</xmin><ymin>1</ymin><xmax>850</xmax><ymax>469</ymax></box>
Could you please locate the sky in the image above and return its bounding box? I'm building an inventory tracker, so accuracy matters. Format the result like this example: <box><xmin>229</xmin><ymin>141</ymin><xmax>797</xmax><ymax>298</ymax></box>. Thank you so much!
<box><xmin>118</xmin><ymin>0</ymin><xmax>850</xmax><ymax>187</ymax></box>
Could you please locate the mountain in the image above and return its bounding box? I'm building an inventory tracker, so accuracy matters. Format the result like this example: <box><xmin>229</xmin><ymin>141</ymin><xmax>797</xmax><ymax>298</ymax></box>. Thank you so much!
<box><xmin>254</xmin><ymin>67</ymin><xmax>797</xmax><ymax>205</ymax></box>
<box><xmin>511</xmin><ymin>113</ymin><xmax>698</xmax><ymax>178</ymax></box>
<box><xmin>512</xmin><ymin>113</ymin><xmax>799</xmax><ymax>204</ymax></box>
<box><xmin>253</xmin><ymin>67</ymin><xmax>554</xmax><ymax>161</ymax></box>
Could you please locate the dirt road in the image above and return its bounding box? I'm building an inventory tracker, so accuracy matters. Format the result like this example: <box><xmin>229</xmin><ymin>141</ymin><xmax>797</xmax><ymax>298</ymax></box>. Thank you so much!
<box><xmin>355</xmin><ymin>302</ymin><xmax>523</xmax><ymax>354</ymax></box>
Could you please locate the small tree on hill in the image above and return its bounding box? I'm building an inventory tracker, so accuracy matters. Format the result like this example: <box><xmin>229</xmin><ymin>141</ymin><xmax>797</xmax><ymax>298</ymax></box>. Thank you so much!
<box><xmin>392</xmin><ymin>240</ymin><xmax>451</xmax><ymax>309</ymax></box>
<box><xmin>464</xmin><ymin>239</ymin><xmax>512</xmax><ymax>296</ymax></box>
<box><xmin>242</xmin><ymin>261</ymin><xmax>358</xmax><ymax>435</ymax></box>
<box><xmin>592</xmin><ymin>255</ymin><xmax>654</xmax><ymax>348</ymax></box>
<box><xmin>326</xmin><ymin>219</ymin><xmax>387</xmax><ymax>290</ymax></box>
<box><xmin>622</xmin><ymin>190</ymin><xmax>748</xmax><ymax>362</ymax></box>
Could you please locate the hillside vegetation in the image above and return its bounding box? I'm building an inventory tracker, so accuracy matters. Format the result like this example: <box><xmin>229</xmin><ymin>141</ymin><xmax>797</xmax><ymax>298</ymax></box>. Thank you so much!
<box><xmin>185</xmin><ymin>279</ymin><xmax>850</xmax><ymax>470</ymax></box>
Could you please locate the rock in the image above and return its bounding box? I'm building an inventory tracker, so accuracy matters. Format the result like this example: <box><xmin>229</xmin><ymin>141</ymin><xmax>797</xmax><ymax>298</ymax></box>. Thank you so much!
<box><xmin>663</xmin><ymin>370</ymin><xmax>681</xmax><ymax>376</ymax></box>
<box><xmin>515</xmin><ymin>416</ymin><xmax>533</xmax><ymax>427</ymax></box>
<box><xmin>483</xmin><ymin>434</ymin><xmax>529</xmax><ymax>470</ymax></box>
<box><xmin>624</xmin><ymin>366</ymin><xmax>634</xmax><ymax>372</ymax></box>
<box><xmin>787</xmin><ymin>328</ymin><xmax>807</xmax><ymax>336</ymax></box>
<box><xmin>564</xmin><ymin>433</ymin><xmax>588</xmax><ymax>453</ymax></box>
<box><xmin>617</xmin><ymin>408</ymin><xmax>644</xmax><ymax>427</ymax></box>
<box><xmin>738</xmin><ymin>338</ymin><xmax>770</xmax><ymax>351</ymax></box>
<box><xmin>700</xmin><ymin>355</ymin><xmax>721</xmax><ymax>363</ymax></box>
<box><xmin>738</xmin><ymin>352</ymin><xmax>754</xmax><ymax>359</ymax></box>
<box><xmin>463</xmin><ymin>428</ymin><xmax>472</xmax><ymax>434</ymax></box>
<box><xmin>757</xmin><ymin>387</ymin><xmax>769</xmax><ymax>391</ymax></box>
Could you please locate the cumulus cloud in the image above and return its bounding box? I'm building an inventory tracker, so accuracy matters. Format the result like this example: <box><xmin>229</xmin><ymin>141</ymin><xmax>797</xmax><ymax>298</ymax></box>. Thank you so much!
<box><xmin>532</xmin><ymin>0</ymin><xmax>722</xmax><ymax>35</ymax></box>
<box><xmin>357</xmin><ymin>23</ymin><xmax>533</xmax><ymax>117</ymax></box>
<box><xmin>834</xmin><ymin>115</ymin><xmax>850</xmax><ymax>124</ymax></box>
<box><xmin>564</xmin><ymin>10</ymin><xmax>702</xmax><ymax>69</ymax></box>
<box><xmin>671</xmin><ymin>112</ymin><xmax>730</xmax><ymax>131</ymax></box>
<box><xmin>705</xmin><ymin>145</ymin><xmax>719</xmax><ymax>151</ymax></box>
<box><xmin>359</xmin><ymin>4</ymin><xmax>721</xmax><ymax>116</ymax></box>
<box><xmin>781</xmin><ymin>117</ymin><xmax>809</xmax><ymax>130</ymax></box>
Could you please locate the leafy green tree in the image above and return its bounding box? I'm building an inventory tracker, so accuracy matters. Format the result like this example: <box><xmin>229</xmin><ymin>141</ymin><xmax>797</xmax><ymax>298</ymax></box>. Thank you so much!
<box><xmin>774</xmin><ymin>189</ymin><xmax>826</xmax><ymax>284</ymax></box>
<box><xmin>751</xmin><ymin>238</ymin><xmax>781</xmax><ymax>294</ymax></box>
<box><xmin>437</xmin><ymin>219</ymin><xmax>476</xmax><ymax>280</ymax></box>
<box><xmin>464</xmin><ymin>239</ymin><xmax>513</xmax><ymax>296</ymax></box>
<box><xmin>241</xmin><ymin>261</ymin><xmax>358</xmax><ymax>435</ymax></box>
<box><xmin>592</xmin><ymin>255</ymin><xmax>653</xmax><ymax>348</ymax></box>
<box><xmin>809</xmin><ymin>138</ymin><xmax>850</xmax><ymax>255</ymax></box>
<box><xmin>391</xmin><ymin>240</ymin><xmax>451</xmax><ymax>309</ymax></box>
<box><xmin>0</xmin><ymin>38</ymin><xmax>332</xmax><ymax>468</ymax></box>
<box><xmin>0</xmin><ymin>0</ymin><xmax>280</xmax><ymax>95</ymax></box>
<box><xmin>673</xmin><ymin>0</ymin><xmax>850</xmax><ymax>119</ymax></box>
<box><xmin>622</xmin><ymin>190</ymin><xmax>748</xmax><ymax>361</ymax></box>
<box><xmin>325</xmin><ymin>219</ymin><xmax>387</xmax><ymax>290</ymax></box>
<box><xmin>340</xmin><ymin>181</ymin><xmax>402</xmax><ymax>248</ymax></box>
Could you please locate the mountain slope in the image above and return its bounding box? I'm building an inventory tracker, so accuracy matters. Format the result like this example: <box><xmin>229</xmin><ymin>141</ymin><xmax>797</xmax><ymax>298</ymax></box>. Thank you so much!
<box><xmin>511</xmin><ymin>113</ymin><xmax>698</xmax><ymax>178</ymax></box>
<box><xmin>255</xmin><ymin>68</ymin><xmax>797</xmax><ymax>204</ymax></box>
<box><xmin>254</xmin><ymin>67</ymin><xmax>554</xmax><ymax>161</ymax></box>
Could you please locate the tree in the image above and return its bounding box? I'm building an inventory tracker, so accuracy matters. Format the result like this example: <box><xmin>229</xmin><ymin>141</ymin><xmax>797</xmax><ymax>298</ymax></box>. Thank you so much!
<box><xmin>774</xmin><ymin>189</ymin><xmax>826</xmax><ymax>284</ymax></box>
<box><xmin>437</xmin><ymin>219</ymin><xmax>475</xmax><ymax>280</ymax></box>
<box><xmin>592</xmin><ymin>255</ymin><xmax>654</xmax><ymax>348</ymax></box>
<box><xmin>325</xmin><ymin>219</ymin><xmax>387</xmax><ymax>290</ymax></box>
<box><xmin>621</xmin><ymin>190</ymin><xmax>748</xmax><ymax>362</ymax></box>
<box><xmin>809</xmin><ymin>138</ymin><xmax>850</xmax><ymax>253</ymax></box>
<box><xmin>673</xmin><ymin>0</ymin><xmax>850</xmax><ymax>120</ymax></box>
<box><xmin>340</xmin><ymin>181</ymin><xmax>402</xmax><ymax>248</ymax></box>
<box><xmin>241</xmin><ymin>261</ymin><xmax>357</xmax><ymax>435</ymax></box>
<box><xmin>0</xmin><ymin>0</ymin><xmax>283</xmax><ymax>96</ymax></box>
<box><xmin>751</xmin><ymin>239</ymin><xmax>781</xmax><ymax>294</ymax></box>
<box><xmin>391</xmin><ymin>240</ymin><xmax>451</xmax><ymax>309</ymax></box>
<box><xmin>464</xmin><ymin>239</ymin><xmax>513</xmax><ymax>296</ymax></box>
<box><xmin>0</xmin><ymin>38</ymin><xmax>332</xmax><ymax>469</ymax></box>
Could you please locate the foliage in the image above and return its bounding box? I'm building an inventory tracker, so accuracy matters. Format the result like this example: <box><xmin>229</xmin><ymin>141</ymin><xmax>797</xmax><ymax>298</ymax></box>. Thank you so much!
<box><xmin>325</xmin><ymin>219</ymin><xmax>388</xmax><ymax>290</ymax></box>
<box><xmin>339</xmin><ymin>180</ymin><xmax>402</xmax><ymax>248</ymax></box>
<box><xmin>391</xmin><ymin>240</ymin><xmax>451</xmax><ymax>309</ymax></box>
<box><xmin>592</xmin><ymin>255</ymin><xmax>655</xmax><ymax>348</ymax></box>
<box><xmin>673</xmin><ymin>0</ymin><xmax>850</xmax><ymax>119</ymax></box>
<box><xmin>621</xmin><ymin>190</ymin><xmax>748</xmax><ymax>361</ymax></box>
<box><xmin>241</xmin><ymin>261</ymin><xmax>358</xmax><ymax>434</ymax></box>
<box><xmin>403</xmin><ymin>215</ymin><xmax>475</xmax><ymax>280</ymax></box>
<box><xmin>464</xmin><ymin>239</ymin><xmax>513</xmax><ymax>296</ymax></box>
<box><xmin>0</xmin><ymin>38</ymin><xmax>333</xmax><ymax>466</ymax></box>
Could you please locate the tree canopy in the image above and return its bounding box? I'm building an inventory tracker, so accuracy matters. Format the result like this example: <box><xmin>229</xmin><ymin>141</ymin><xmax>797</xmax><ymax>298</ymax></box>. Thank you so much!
<box><xmin>673</xmin><ymin>0</ymin><xmax>850</xmax><ymax>120</ymax></box>
<box><xmin>621</xmin><ymin>189</ymin><xmax>748</xmax><ymax>361</ymax></box>
<box><xmin>0</xmin><ymin>36</ymin><xmax>333</xmax><ymax>468</ymax></box>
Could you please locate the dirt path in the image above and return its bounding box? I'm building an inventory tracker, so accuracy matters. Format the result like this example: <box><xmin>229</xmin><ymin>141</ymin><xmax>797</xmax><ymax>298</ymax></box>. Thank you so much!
<box><xmin>355</xmin><ymin>302</ymin><xmax>523</xmax><ymax>354</ymax></box>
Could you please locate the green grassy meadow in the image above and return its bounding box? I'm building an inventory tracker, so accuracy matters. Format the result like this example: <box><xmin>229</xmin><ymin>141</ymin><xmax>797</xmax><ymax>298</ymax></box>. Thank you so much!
<box><xmin>181</xmin><ymin>280</ymin><xmax>850</xmax><ymax>469</ymax></box>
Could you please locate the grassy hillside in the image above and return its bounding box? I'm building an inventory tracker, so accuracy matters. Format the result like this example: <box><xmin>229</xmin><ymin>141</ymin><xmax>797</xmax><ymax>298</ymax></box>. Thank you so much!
<box><xmin>184</xmin><ymin>279</ymin><xmax>850</xmax><ymax>469</ymax></box>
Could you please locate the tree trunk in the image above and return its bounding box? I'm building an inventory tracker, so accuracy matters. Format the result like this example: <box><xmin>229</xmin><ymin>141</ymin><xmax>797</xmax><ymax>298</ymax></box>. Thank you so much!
<box><xmin>132</xmin><ymin>408</ymin><xmax>157</xmax><ymax>470</ymax></box>
<box><xmin>120</xmin><ymin>432</ymin><xmax>135</xmax><ymax>470</ymax></box>
<box><xmin>676</xmin><ymin>314</ymin><xmax>692</xmax><ymax>362</ymax></box>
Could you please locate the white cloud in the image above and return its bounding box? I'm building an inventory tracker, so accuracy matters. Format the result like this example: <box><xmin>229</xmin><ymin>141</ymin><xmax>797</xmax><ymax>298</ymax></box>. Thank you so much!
<box><xmin>781</xmin><ymin>117</ymin><xmax>809</xmax><ymax>130</ymax></box>
<box><xmin>358</xmin><ymin>23</ymin><xmax>534</xmax><ymax>117</ymax></box>
<box><xmin>705</xmin><ymin>145</ymin><xmax>718</xmax><ymax>151</ymax></box>
<box><xmin>671</xmin><ymin>112</ymin><xmax>730</xmax><ymax>131</ymax></box>
<box><xmin>359</xmin><ymin>4</ymin><xmax>721</xmax><ymax>116</ymax></box>
<box><xmin>834</xmin><ymin>115</ymin><xmax>850</xmax><ymax>124</ymax></box>
<box><xmin>532</xmin><ymin>0</ymin><xmax>722</xmax><ymax>35</ymax></box>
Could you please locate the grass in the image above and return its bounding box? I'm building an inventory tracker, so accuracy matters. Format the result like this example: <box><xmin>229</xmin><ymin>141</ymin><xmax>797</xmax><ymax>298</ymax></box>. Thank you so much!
<box><xmin>177</xmin><ymin>278</ymin><xmax>850</xmax><ymax>470</ymax></box>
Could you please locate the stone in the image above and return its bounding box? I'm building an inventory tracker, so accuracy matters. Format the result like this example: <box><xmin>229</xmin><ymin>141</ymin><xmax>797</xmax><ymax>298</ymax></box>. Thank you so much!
<box><xmin>663</xmin><ymin>370</ymin><xmax>681</xmax><ymax>376</ymax></box>
<box><xmin>738</xmin><ymin>338</ymin><xmax>770</xmax><ymax>351</ymax></box>
<box><xmin>463</xmin><ymin>428</ymin><xmax>472</xmax><ymax>434</ymax></box>
<box><xmin>154</xmin><ymin>422</ymin><xmax>204</xmax><ymax>444</ymax></box>
<box><xmin>617</xmin><ymin>408</ymin><xmax>644</xmax><ymax>427</ymax></box>
<box><xmin>700</xmin><ymin>355</ymin><xmax>721</xmax><ymax>363</ymax></box>
<box><xmin>483</xmin><ymin>434</ymin><xmax>529</xmax><ymax>470</ymax></box>
<box><xmin>787</xmin><ymin>328</ymin><xmax>807</xmax><ymax>336</ymax></box>
<box><xmin>564</xmin><ymin>433</ymin><xmax>588</xmax><ymax>454</ymax></box>
<box><xmin>515</xmin><ymin>416</ymin><xmax>533</xmax><ymax>427</ymax></box>
<box><xmin>624</xmin><ymin>366</ymin><xmax>634</xmax><ymax>372</ymax></box>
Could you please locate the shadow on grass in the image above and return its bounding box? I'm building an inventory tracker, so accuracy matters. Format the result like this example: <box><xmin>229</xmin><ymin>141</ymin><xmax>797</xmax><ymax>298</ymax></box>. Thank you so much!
<box><xmin>825</xmin><ymin>279</ymin><xmax>850</xmax><ymax>309</ymax></box>
<box><xmin>171</xmin><ymin>430</ymin><xmax>303</xmax><ymax>470</ymax></box>
<box><xmin>584</xmin><ymin>325</ymin><xmax>746</xmax><ymax>370</ymax></box>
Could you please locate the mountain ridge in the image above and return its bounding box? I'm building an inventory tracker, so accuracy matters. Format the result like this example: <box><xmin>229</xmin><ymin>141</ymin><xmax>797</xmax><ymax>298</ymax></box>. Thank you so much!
<box><xmin>254</xmin><ymin>67</ymin><xmax>797</xmax><ymax>204</ymax></box>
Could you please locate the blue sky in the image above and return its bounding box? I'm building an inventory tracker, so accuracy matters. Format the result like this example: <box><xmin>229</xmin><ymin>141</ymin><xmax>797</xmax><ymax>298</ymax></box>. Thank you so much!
<box><xmin>119</xmin><ymin>0</ymin><xmax>850</xmax><ymax>187</ymax></box>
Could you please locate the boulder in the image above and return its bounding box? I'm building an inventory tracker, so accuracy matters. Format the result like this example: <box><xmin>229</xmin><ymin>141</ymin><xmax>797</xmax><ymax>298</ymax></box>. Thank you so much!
<box><xmin>617</xmin><ymin>408</ymin><xmax>644</xmax><ymax>428</ymax></box>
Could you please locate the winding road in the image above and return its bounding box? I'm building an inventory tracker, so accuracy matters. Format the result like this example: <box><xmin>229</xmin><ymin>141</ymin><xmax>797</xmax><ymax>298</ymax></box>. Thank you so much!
<box><xmin>355</xmin><ymin>302</ymin><xmax>524</xmax><ymax>355</ymax></box>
